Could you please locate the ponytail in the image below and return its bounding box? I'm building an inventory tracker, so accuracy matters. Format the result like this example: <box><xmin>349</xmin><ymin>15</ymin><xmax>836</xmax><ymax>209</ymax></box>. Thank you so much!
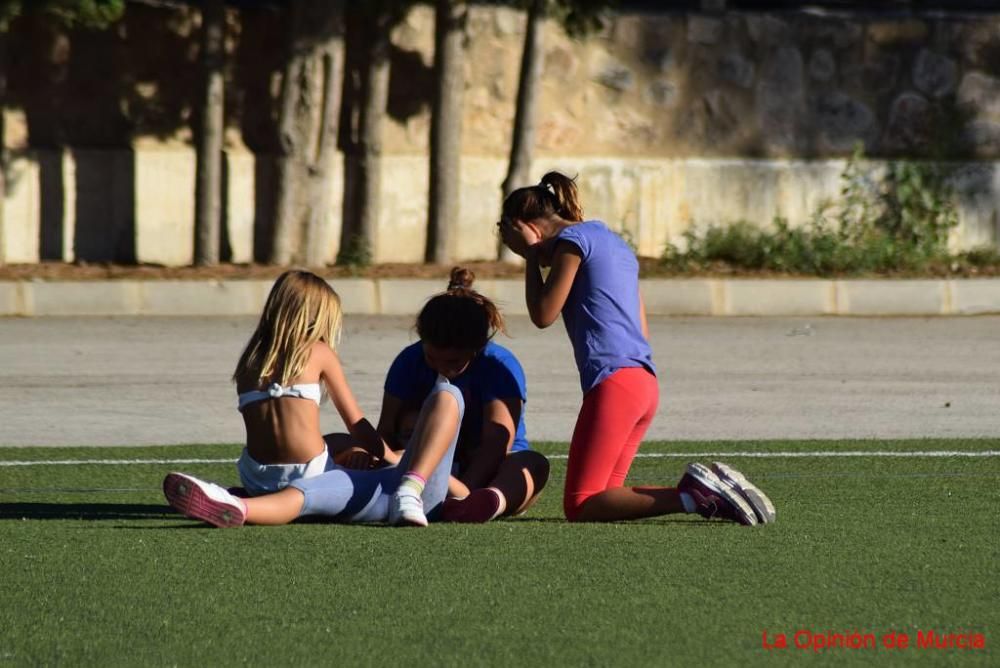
<box><xmin>417</xmin><ymin>267</ymin><xmax>506</xmax><ymax>350</ymax></box>
<box><xmin>539</xmin><ymin>172</ymin><xmax>584</xmax><ymax>222</ymax></box>
<box><xmin>501</xmin><ymin>171</ymin><xmax>584</xmax><ymax>224</ymax></box>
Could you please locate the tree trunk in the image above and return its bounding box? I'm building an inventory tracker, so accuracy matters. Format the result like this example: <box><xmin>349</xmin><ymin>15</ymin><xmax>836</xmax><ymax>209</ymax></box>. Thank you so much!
<box><xmin>270</xmin><ymin>1</ymin><xmax>345</xmax><ymax>266</ymax></box>
<box><xmin>0</xmin><ymin>30</ymin><xmax>6</xmax><ymax>266</ymax></box>
<box><xmin>499</xmin><ymin>0</ymin><xmax>545</xmax><ymax>262</ymax></box>
<box><xmin>425</xmin><ymin>0</ymin><xmax>467</xmax><ymax>264</ymax></box>
<box><xmin>269</xmin><ymin>0</ymin><xmax>308</xmax><ymax>266</ymax></box>
<box><xmin>340</xmin><ymin>6</ymin><xmax>392</xmax><ymax>266</ymax></box>
<box><xmin>194</xmin><ymin>0</ymin><xmax>225</xmax><ymax>266</ymax></box>
<box><xmin>302</xmin><ymin>41</ymin><xmax>344</xmax><ymax>267</ymax></box>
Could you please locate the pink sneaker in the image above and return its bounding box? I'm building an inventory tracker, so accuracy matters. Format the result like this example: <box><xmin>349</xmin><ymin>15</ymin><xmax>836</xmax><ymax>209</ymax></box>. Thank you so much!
<box><xmin>441</xmin><ymin>488</ymin><xmax>504</xmax><ymax>523</ymax></box>
<box><xmin>677</xmin><ymin>463</ymin><xmax>757</xmax><ymax>526</ymax></box>
<box><xmin>163</xmin><ymin>473</ymin><xmax>247</xmax><ymax>528</ymax></box>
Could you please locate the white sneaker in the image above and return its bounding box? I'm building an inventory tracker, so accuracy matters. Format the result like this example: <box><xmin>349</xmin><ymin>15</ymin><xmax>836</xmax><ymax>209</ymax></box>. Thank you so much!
<box><xmin>711</xmin><ymin>462</ymin><xmax>776</xmax><ymax>524</ymax></box>
<box><xmin>388</xmin><ymin>491</ymin><xmax>428</xmax><ymax>527</ymax></box>
<box><xmin>678</xmin><ymin>463</ymin><xmax>758</xmax><ymax>526</ymax></box>
<box><xmin>163</xmin><ymin>472</ymin><xmax>247</xmax><ymax>528</ymax></box>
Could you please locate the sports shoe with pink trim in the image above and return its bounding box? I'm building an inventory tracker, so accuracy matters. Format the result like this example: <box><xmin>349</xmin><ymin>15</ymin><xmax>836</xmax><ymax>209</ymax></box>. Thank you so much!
<box><xmin>441</xmin><ymin>488</ymin><xmax>504</xmax><ymax>523</ymax></box>
<box><xmin>163</xmin><ymin>472</ymin><xmax>247</xmax><ymax>528</ymax></box>
<box><xmin>677</xmin><ymin>463</ymin><xmax>757</xmax><ymax>526</ymax></box>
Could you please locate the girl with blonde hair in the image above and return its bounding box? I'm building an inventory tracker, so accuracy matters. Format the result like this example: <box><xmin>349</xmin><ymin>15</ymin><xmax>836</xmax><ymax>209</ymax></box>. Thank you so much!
<box><xmin>231</xmin><ymin>269</ymin><xmax>386</xmax><ymax>494</ymax></box>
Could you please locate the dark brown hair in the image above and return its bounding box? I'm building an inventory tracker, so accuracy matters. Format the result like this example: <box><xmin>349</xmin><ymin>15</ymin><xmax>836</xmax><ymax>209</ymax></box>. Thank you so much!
<box><xmin>416</xmin><ymin>267</ymin><xmax>506</xmax><ymax>350</ymax></box>
<box><xmin>501</xmin><ymin>171</ymin><xmax>584</xmax><ymax>224</ymax></box>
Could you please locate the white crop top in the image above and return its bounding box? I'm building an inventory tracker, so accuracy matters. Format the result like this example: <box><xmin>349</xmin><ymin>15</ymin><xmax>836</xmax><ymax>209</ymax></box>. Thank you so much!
<box><xmin>237</xmin><ymin>382</ymin><xmax>323</xmax><ymax>412</ymax></box>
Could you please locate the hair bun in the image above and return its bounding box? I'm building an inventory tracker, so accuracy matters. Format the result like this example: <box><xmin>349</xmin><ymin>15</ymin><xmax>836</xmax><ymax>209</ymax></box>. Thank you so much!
<box><xmin>447</xmin><ymin>266</ymin><xmax>475</xmax><ymax>291</ymax></box>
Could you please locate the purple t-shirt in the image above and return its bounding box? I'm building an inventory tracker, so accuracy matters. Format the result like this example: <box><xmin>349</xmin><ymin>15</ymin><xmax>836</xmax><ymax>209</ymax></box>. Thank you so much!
<box><xmin>554</xmin><ymin>220</ymin><xmax>655</xmax><ymax>393</ymax></box>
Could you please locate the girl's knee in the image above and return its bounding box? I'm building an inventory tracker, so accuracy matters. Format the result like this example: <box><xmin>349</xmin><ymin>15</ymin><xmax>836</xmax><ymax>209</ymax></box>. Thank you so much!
<box><xmin>521</xmin><ymin>450</ymin><xmax>550</xmax><ymax>488</ymax></box>
<box><xmin>563</xmin><ymin>493</ymin><xmax>589</xmax><ymax>522</ymax></box>
<box><xmin>428</xmin><ymin>382</ymin><xmax>465</xmax><ymax>415</ymax></box>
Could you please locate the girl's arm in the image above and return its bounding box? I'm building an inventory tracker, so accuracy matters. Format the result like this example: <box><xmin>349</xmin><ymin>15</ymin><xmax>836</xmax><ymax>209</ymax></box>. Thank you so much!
<box><xmin>458</xmin><ymin>397</ymin><xmax>521</xmax><ymax>490</ymax></box>
<box><xmin>525</xmin><ymin>241</ymin><xmax>582</xmax><ymax>328</ymax></box>
<box><xmin>318</xmin><ymin>345</ymin><xmax>391</xmax><ymax>460</ymax></box>
<box><xmin>373</xmin><ymin>392</ymin><xmax>405</xmax><ymax>465</ymax></box>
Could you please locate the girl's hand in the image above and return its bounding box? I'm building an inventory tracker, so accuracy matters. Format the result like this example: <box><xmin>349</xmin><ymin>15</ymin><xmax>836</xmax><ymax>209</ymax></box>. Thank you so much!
<box><xmin>333</xmin><ymin>446</ymin><xmax>380</xmax><ymax>470</ymax></box>
<box><xmin>499</xmin><ymin>218</ymin><xmax>541</xmax><ymax>258</ymax></box>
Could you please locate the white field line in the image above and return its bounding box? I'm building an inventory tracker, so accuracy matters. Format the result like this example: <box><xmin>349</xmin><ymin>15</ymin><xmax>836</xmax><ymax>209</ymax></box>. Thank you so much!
<box><xmin>0</xmin><ymin>458</ymin><xmax>236</xmax><ymax>467</ymax></box>
<box><xmin>0</xmin><ymin>450</ymin><xmax>998</xmax><ymax>467</ymax></box>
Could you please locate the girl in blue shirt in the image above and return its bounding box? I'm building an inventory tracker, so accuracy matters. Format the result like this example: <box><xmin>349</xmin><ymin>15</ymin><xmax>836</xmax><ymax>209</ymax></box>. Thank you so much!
<box><xmin>373</xmin><ymin>267</ymin><xmax>550</xmax><ymax>523</ymax></box>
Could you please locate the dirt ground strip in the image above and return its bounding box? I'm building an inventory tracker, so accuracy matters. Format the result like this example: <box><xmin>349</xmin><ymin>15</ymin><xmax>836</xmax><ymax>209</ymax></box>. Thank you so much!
<box><xmin>1</xmin><ymin>259</ymin><xmax>998</xmax><ymax>282</ymax></box>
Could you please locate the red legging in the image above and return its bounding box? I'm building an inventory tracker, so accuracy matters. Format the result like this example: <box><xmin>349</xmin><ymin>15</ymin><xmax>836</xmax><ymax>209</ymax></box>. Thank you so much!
<box><xmin>563</xmin><ymin>367</ymin><xmax>659</xmax><ymax>521</ymax></box>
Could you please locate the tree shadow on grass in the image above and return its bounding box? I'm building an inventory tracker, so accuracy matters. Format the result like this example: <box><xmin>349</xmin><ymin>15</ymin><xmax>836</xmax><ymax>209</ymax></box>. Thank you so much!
<box><xmin>0</xmin><ymin>502</ymin><xmax>173</xmax><ymax>521</ymax></box>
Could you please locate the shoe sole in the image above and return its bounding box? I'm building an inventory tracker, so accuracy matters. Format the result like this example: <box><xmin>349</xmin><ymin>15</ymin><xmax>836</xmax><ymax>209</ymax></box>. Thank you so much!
<box><xmin>390</xmin><ymin>512</ymin><xmax>428</xmax><ymax>527</ymax></box>
<box><xmin>685</xmin><ymin>463</ymin><xmax>758</xmax><ymax>526</ymax></box>
<box><xmin>394</xmin><ymin>518</ymin><xmax>428</xmax><ymax>527</ymax></box>
<box><xmin>163</xmin><ymin>473</ymin><xmax>245</xmax><ymax>528</ymax></box>
<box><xmin>441</xmin><ymin>488</ymin><xmax>503</xmax><ymax>523</ymax></box>
<box><xmin>711</xmin><ymin>462</ymin><xmax>776</xmax><ymax>524</ymax></box>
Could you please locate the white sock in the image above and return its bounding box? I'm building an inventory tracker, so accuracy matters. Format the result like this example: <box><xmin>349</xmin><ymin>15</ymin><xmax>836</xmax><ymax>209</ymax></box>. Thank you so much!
<box><xmin>488</xmin><ymin>487</ymin><xmax>507</xmax><ymax>518</ymax></box>
<box><xmin>397</xmin><ymin>472</ymin><xmax>426</xmax><ymax>497</ymax></box>
<box><xmin>680</xmin><ymin>492</ymin><xmax>697</xmax><ymax>514</ymax></box>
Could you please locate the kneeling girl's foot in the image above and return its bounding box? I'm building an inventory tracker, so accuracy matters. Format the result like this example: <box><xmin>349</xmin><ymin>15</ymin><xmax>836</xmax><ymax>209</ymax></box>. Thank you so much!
<box><xmin>710</xmin><ymin>461</ymin><xmax>776</xmax><ymax>524</ymax></box>
<box><xmin>677</xmin><ymin>463</ymin><xmax>757</xmax><ymax>526</ymax></box>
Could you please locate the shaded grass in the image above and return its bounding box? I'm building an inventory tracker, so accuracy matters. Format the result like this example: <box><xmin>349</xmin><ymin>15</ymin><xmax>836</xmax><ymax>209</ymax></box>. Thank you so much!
<box><xmin>0</xmin><ymin>440</ymin><xmax>997</xmax><ymax>666</ymax></box>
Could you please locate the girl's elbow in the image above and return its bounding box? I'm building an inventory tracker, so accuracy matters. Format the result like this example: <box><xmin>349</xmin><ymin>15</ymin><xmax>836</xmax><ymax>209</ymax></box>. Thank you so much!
<box><xmin>529</xmin><ymin>309</ymin><xmax>557</xmax><ymax>329</ymax></box>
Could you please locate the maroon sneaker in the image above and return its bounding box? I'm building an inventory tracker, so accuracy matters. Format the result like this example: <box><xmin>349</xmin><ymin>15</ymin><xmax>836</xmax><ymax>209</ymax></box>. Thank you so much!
<box><xmin>711</xmin><ymin>462</ymin><xmax>776</xmax><ymax>524</ymax></box>
<box><xmin>163</xmin><ymin>472</ymin><xmax>247</xmax><ymax>528</ymax></box>
<box><xmin>677</xmin><ymin>463</ymin><xmax>757</xmax><ymax>526</ymax></box>
<box><xmin>440</xmin><ymin>488</ymin><xmax>504</xmax><ymax>523</ymax></box>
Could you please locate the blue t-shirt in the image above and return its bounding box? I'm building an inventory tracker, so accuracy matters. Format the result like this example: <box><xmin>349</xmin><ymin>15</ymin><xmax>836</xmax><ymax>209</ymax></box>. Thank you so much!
<box><xmin>384</xmin><ymin>341</ymin><xmax>530</xmax><ymax>454</ymax></box>
<box><xmin>554</xmin><ymin>220</ymin><xmax>656</xmax><ymax>393</ymax></box>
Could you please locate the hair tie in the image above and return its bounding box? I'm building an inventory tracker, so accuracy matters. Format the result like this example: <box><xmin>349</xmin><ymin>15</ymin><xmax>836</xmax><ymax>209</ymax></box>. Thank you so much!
<box><xmin>447</xmin><ymin>281</ymin><xmax>465</xmax><ymax>291</ymax></box>
<box><xmin>539</xmin><ymin>181</ymin><xmax>555</xmax><ymax>195</ymax></box>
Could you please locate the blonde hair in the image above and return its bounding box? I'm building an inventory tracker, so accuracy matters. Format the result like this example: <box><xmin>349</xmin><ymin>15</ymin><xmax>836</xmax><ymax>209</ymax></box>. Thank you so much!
<box><xmin>233</xmin><ymin>270</ymin><xmax>343</xmax><ymax>386</ymax></box>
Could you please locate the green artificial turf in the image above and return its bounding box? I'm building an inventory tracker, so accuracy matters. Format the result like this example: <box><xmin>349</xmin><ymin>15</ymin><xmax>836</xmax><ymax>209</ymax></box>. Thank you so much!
<box><xmin>0</xmin><ymin>440</ymin><xmax>996</xmax><ymax>667</ymax></box>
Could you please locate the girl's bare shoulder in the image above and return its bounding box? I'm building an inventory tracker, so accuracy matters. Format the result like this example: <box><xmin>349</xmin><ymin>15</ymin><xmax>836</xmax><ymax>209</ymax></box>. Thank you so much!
<box><xmin>308</xmin><ymin>340</ymin><xmax>337</xmax><ymax>360</ymax></box>
<box><xmin>306</xmin><ymin>340</ymin><xmax>341</xmax><ymax>374</ymax></box>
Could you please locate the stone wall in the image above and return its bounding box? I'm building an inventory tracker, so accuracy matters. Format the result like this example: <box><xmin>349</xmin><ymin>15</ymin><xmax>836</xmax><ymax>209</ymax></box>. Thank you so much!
<box><xmin>390</xmin><ymin>6</ymin><xmax>1000</xmax><ymax>159</ymax></box>
<box><xmin>2</xmin><ymin>5</ymin><xmax>1000</xmax><ymax>265</ymax></box>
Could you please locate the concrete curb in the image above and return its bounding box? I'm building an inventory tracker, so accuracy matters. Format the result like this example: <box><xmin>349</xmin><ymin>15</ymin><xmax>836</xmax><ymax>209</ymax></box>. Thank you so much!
<box><xmin>1</xmin><ymin>278</ymin><xmax>998</xmax><ymax>317</ymax></box>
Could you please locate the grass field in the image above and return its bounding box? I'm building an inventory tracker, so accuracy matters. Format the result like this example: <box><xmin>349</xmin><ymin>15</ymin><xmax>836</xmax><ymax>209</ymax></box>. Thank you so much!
<box><xmin>1</xmin><ymin>439</ymin><xmax>996</xmax><ymax>666</ymax></box>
